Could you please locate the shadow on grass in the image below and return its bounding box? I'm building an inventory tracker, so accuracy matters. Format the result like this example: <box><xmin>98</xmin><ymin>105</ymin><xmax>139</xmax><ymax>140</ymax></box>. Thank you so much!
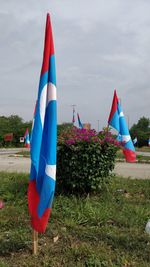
<box><xmin>0</xmin><ymin>237</ymin><xmax>30</xmax><ymax>256</ymax></box>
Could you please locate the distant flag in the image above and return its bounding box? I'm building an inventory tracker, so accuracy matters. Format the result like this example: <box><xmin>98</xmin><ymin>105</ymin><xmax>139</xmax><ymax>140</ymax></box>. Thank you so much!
<box><xmin>30</xmin><ymin>101</ymin><xmax>37</xmax><ymax>144</ymax></box>
<box><xmin>72</xmin><ymin>107</ymin><xmax>75</xmax><ymax>125</ymax></box>
<box><xmin>108</xmin><ymin>90</ymin><xmax>136</xmax><ymax>162</ymax></box>
<box><xmin>24</xmin><ymin>128</ymin><xmax>30</xmax><ymax>148</ymax></box>
<box><xmin>133</xmin><ymin>137</ymin><xmax>137</xmax><ymax>145</ymax></box>
<box><xmin>28</xmin><ymin>13</ymin><xmax>57</xmax><ymax>233</ymax></box>
<box><xmin>148</xmin><ymin>137</ymin><xmax>150</xmax><ymax>147</ymax></box>
<box><xmin>77</xmin><ymin>113</ymin><xmax>83</xmax><ymax>129</ymax></box>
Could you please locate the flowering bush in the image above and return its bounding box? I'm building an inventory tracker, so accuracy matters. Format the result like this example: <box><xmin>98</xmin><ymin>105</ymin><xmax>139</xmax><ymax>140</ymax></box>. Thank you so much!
<box><xmin>57</xmin><ymin>127</ymin><xmax>121</xmax><ymax>194</ymax></box>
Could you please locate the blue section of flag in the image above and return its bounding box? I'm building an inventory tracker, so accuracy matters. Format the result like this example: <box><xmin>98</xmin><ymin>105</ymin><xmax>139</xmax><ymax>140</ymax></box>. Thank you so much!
<box><xmin>109</xmin><ymin>110</ymin><xmax>120</xmax><ymax>132</ymax></box>
<box><xmin>48</xmin><ymin>55</ymin><xmax>56</xmax><ymax>85</ymax></box>
<box><xmin>25</xmin><ymin>133</ymin><xmax>30</xmax><ymax>144</ymax></box>
<box><xmin>39</xmin><ymin>72</ymin><xmax>49</xmax><ymax>96</ymax></box>
<box><xmin>77</xmin><ymin>113</ymin><xmax>83</xmax><ymax>129</ymax></box>
<box><xmin>109</xmin><ymin>93</ymin><xmax>135</xmax><ymax>155</ymax></box>
<box><xmin>30</xmin><ymin>52</ymin><xmax>57</xmax><ymax>218</ymax></box>
<box><xmin>79</xmin><ymin>121</ymin><xmax>83</xmax><ymax>129</ymax></box>
<box><xmin>37</xmin><ymin>174</ymin><xmax>56</xmax><ymax>217</ymax></box>
<box><xmin>124</xmin><ymin>140</ymin><xmax>135</xmax><ymax>151</ymax></box>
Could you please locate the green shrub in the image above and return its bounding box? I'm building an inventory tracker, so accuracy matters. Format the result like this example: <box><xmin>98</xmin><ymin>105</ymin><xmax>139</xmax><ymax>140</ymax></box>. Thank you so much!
<box><xmin>56</xmin><ymin>127</ymin><xmax>120</xmax><ymax>194</ymax></box>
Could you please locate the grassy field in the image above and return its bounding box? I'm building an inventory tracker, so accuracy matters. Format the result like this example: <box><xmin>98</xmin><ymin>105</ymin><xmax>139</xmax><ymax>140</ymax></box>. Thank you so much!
<box><xmin>136</xmin><ymin>146</ymin><xmax>150</xmax><ymax>152</ymax></box>
<box><xmin>0</xmin><ymin>172</ymin><xmax>150</xmax><ymax>267</ymax></box>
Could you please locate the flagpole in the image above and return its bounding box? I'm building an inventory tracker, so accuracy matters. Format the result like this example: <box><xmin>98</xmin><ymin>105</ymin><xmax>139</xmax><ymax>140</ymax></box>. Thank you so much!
<box><xmin>71</xmin><ymin>104</ymin><xmax>76</xmax><ymax>125</ymax></box>
<box><xmin>32</xmin><ymin>230</ymin><xmax>38</xmax><ymax>255</ymax></box>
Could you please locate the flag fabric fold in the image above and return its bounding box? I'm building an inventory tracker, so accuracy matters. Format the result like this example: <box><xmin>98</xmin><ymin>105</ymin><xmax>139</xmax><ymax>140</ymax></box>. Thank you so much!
<box><xmin>108</xmin><ymin>90</ymin><xmax>136</xmax><ymax>163</ymax></box>
<box><xmin>28</xmin><ymin>13</ymin><xmax>57</xmax><ymax>233</ymax></box>
<box><xmin>77</xmin><ymin>113</ymin><xmax>83</xmax><ymax>129</ymax></box>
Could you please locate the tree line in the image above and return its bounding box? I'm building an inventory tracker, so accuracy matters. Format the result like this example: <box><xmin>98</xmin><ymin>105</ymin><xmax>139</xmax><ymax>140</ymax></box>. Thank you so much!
<box><xmin>0</xmin><ymin>115</ymin><xmax>32</xmax><ymax>147</ymax></box>
<box><xmin>0</xmin><ymin>115</ymin><xmax>149</xmax><ymax>147</ymax></box>
<box><xmin>130</xmin><ymin>116</ymin><xmax>150</xmax><ymax>147</ymax></box>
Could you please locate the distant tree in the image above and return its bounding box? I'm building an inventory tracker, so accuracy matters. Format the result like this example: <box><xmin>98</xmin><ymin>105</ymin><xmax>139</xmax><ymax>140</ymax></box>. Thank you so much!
<box><xmin>0</xmin><ymin>115</ymin><xmax>32</xmax><ymax>147</ymax></box>
<box><xmin>130</xmin><ymin>117</ymin><xmax>150</xmax><ymax>147</ymax></box>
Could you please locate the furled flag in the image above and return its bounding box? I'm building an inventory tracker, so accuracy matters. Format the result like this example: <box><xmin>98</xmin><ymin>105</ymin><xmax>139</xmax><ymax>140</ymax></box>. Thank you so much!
<box><xmin>77</xmin><ymin>113</ymin><xmax>83</xmax><ymax>129</ymax></box>
<box><xmin>72</xmin><ymin>107</ymin><xmax>75</xmax><ymax>125</ymax></box>
<box><xmin>28</xmin><ymin>13</ymin><xmax>57</xmax><ymax>233</ymax></box>
<box><xmin>108</xmin><ymin>90</ymin><xmax>136</xmax><ymax>162</ymax></box>
<box><xmin>30</xmin><ymin>101</ymin><xmax>37</xmax><ymax>144</ymax></box>
<box><xmin>133</xmin><ymin>137</ymin><xmax>137</xmax><ymax>145</ymax></box>
<box><xmin>24</xmin><ymin>128</ymin><xmax>30</xmax><ymax>148</ymax></box>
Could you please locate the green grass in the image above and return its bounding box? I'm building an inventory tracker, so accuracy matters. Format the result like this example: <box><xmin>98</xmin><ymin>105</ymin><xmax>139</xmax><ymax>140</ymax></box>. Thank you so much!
<box><xmin>136</xmin><ymin>146</ymin><xmax>150</xmax><ymax>152</ymax></box>
<box><xmin>0</xmin><ymin>172</ymin><xmax>150</xmax><ymax>266</ymax></box>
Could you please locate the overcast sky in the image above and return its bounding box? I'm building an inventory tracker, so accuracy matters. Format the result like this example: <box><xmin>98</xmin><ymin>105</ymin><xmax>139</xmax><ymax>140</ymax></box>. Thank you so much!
<box><xmin>0</xmin><ymin>0</ymin><xmax>150</xmax><ymax>130</ymax></box>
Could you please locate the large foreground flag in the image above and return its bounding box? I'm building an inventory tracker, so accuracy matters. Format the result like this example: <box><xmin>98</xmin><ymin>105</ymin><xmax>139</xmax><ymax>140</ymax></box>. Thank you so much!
<box><xmin>24</xmin><ymin>128</ymin><xmax>30</xmax><ymax>148</ymax></box>
<box><xmin>108</xmin><ymin>90</ymin><xmax>136</xmax><ymax>162</ymax></box>
<box><xmin>77</xmin><ymin>113</ymin><xmax>83</xmax><ymax>129</ymax></box>
<box><xmin>28</xmin><ymin>13</ymin><xmax>57</xmax><ymax>233</ymax></box>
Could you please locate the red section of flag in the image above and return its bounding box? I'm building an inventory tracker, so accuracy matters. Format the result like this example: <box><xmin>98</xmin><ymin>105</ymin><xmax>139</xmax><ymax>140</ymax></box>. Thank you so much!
<box><xmin>24</xmin><ymin>128</ymin><xmax>29</xmax><ymax>138</ymax></box>
<box><xmin>28</xmin><ymin>180</ymin><xmax>51</xmax><ymax>232</ymax></box>
<box><xmin>25</xmin><ymin>143</ymin><xmax>30</xmax><ymax>148</ymax></box>
<box><xmin>41</xmin><ymin>13</ymin><xmax>54</xmax><ymax>75</ymax></box>
<box><xmin>123</xmin><ymin>148</ymin><xmax>136</xmax><ymax>163</ymax></box>
<box><xmin>108</xmin><ymin>89</ymin><xmax>118</xmax><ymax>123</ymax></box>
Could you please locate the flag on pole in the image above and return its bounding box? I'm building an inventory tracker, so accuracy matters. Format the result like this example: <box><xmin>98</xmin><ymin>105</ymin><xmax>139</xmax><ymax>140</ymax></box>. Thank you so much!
<box><xmin>108</xmin><ymin>90</ymin><xmax>136</xmax><ymax>162</ymax></box>
<box><xmin>77</xmin><ymin>113</ymin><xmax>83</xmax><ymax>129</ymax></box>
<box><xmin>24</xmin><ymin>128</ymin><xmax>30</xmax><ymax>148</ymax></box>
<box><xmin>28</xmin><ymin>13</ymin><xmax>57</xmax><ymax>233</ymax></box>
<box><xmin>72</xmin><ymin>107</ymin><xmax>75</xmax><ymax>125</ymax></box>
<box><xmin>30</xmin><ymin>101</ymin><xmax>37</xmax><ymax>144</ymax></box>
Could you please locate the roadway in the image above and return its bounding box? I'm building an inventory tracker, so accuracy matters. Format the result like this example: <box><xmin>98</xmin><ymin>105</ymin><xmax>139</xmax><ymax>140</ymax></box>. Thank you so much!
<box><xmin>0</xmin><ymin>151</ymin><xmax>150</xmax><ymax>179</ymax></box>
<box><xmin>0</xmin><ymin>148</ymin><xmax>29</xmax><ymax>155</ymax></box>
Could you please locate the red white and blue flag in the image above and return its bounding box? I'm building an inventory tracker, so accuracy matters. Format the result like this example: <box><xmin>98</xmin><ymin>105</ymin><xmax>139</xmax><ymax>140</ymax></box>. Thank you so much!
<box><xmin>108</xmin><ymin>90</ymin><xmax>136</xmax><ymax>163</ymax></box>
<box><xmin>24</xmin><ymin>128</ymin><xmax>30</xmax><ymax>148</ymax></box>
<box><xmin>77</xmin><ymin>113</ymin><xmax>83</xmax><ymax>129</ymax></box>
<box><xmin>28</xmin><ymin>14</ymin><xmax>57</xmax><ymax>233</ymax></box>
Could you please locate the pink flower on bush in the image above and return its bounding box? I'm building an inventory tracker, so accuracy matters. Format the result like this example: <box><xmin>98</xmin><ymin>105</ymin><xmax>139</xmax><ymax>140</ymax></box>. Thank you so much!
<box><xmin>58</xmin><ymin>126</ymin><xmax>121</xmax><ymax>149</ymax></box>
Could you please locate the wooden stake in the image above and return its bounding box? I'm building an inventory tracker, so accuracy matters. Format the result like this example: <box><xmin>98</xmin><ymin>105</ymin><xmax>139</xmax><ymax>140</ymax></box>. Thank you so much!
<box><xmin>32</xmin><ymin>230</ymin><xmax>38</xmax><ymax>255</ymax></box>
